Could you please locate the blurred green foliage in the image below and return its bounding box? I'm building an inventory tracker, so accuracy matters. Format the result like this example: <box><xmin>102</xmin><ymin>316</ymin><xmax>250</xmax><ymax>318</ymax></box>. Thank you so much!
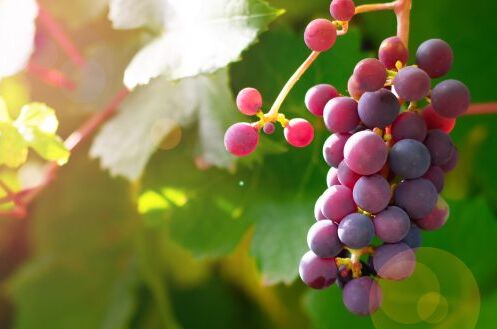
<box><xmin>1</xmin><ymin>0</ymin><xmax>497</xmax><ymax>329</ymax></box>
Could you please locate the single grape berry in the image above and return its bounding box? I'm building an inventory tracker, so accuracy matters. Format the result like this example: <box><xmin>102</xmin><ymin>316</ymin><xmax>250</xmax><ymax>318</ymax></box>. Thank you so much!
<box><xmin>337</xmin><ymin>160</ymin><xmax>362</xmax><ymax>188</ymax></box>
<box><xmin>299</xmin><ymin>251</ymin><xmax>337</xmax><ymax>289</ymax></box>
<box><xmin>305</xmin><ymin>84</ymin><xmax>339</xmax><ymax>116</ymax></box>
<box><xmin>393</xmin><ymin>66</ymin><xmax>431</xmax><ymax>101</ymax></box>
<box><xmin>342</xmin><ymin>277</ymin><xmax>383</xmax><ymax>316</ymax></box>
<box><xmin>330</xmin><ymin>0</ymin><xmax>355</xmax><ymax>21</ymax></box>
<box><xmin>391</xmin><ymin>111</ymin><xmax>427</xmax><ymax>142</ymax></box>
<box><xmin>389</xmin><ymin>139</ymin><xmax>431</xmax><ymax>179</ymax></box>
<box><xmin>378</xmin><ymin>36</ymin><xmax>408</xmax><ymax>69</ymax></box>
<box><xmin>422</xmin><ymin>166</ymin><xmax>445</xmax><ymax>193</ymax></box>
<box><xmin>416</xmin><ymin>39</ymin><xmax>453</xmax><ymax>78</ymax></box>
<box><xmin>236</xmin><ymin>87</ymin><xmax>262</xmax><ymax>115</ymax></box>
<box><xmin>262</xmin><ymin>122</ymin><xmax>275</xmax><ymax>134</ymax></box>
<box><xmin>347</xmin><ymin>75</ymin><xmax>364</xmax><ymax>99</ymax></box>
<box><xmin>353</xmin><ymin>174</ymin><xmax>391</xmax><ymax>214</ymax></box>
<box><xmin>284</xmin><ymin>118</ymin><xmax>314</xmax><ymax>147</ymax></box>
<box><xmin>352</xmin><ymin>58</ymin><xmax>387</xmax><ymax>92</ymax></box>
<box><xmin>421</xmin><ymin>105</ymin><xmax>456</xmax><ymax>133</ymax></box>
<box><xmin>431</xmin><ymin>79</ymin><xmax>470</xmax><ymax>118</ymax></box>
<box><xmin>307</xmin><ymin>220</ymin><xmax>343</xmax><ymax>258</ymax></box>
<box><xmin>322</xmin><ymin>133</ymin><xmax>351</xmax><ymax>167</ymax></box>
<box><xmin>374</xmin><ymin>206</ymin><xmax>411</xmax><ymax>243</ymax></box>
<box><xmin>304</xmin><ymin>19</ymin><xmax>337</xmax><ymax>52</ymax></box>
<box><xmin>327</xmin><ymin>167</ymin><xmax>340</xmax><ymax>187</ymax></box>
<box><xmin>344</xmin><ymin>130</ymin><xmax>388</xmax><ymax>175</ymax></box>
<box><xmin>358</xmin><ymin>88</ymin><xmax>400</xmax><ymax>128</ymax></box>
<box><xmin>394</xmin><ymin>178</ymin><xmax>438</xmax><ymax>219</ymax></box>
<box><xmin>321</xmin><ymin>185</ymin><xmax>356</xmax><ymax>223</ymax></box>
<box><xmin>314</xmin><ymin>195</ymin><xmax>327</xmax><ymax>220</ymax></box>
<box><xmin>323</xmin><ymin>97</ymin><xmax>360</xmax><ymax>133</ymax></box>
<box><xmin>424</xmin><ymin>129</ymin><xmax>455</xmax><ymax>166</ymax></box>
<box><xmin>224</xmin><ymin>123</ymin><xmax>259</xmax><ymax>156</ymax></box>
<box><xmin>372</xmin><ymin>243</ymin><xmax>416</xmax><ymax>280</ymax></box>
<box><xmin>338</xmin><ymin>213</ymin><xmax>374</xmax><ymax>249</ymax></box>
<box><xmin>415</xmin><ymin>196</ymin><xmax>449</xmax><ymax>231</ymax></box>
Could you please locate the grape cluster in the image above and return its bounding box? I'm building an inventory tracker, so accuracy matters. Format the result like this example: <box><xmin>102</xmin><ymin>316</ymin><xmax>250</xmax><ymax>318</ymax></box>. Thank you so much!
<box><xmin>299</xmin><ymin>9</ymin><xmax>469</xmax><ymax>317</ymax></box>
<box><xmin>224</xmin><ymin>0</ymin><xmax>470</xmax><ymax>316</ymax></box>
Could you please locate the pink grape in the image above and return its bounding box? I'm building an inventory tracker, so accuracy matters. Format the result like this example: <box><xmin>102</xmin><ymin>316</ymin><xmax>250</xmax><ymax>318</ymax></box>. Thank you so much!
<box><xmin>263</xmin><ymin>122</ymin><xmax>275</xmax><ymax>134</ymax></box>
<box><xmin>373</xmin><ymin>243</ymin><xmax>416</xmax><ymax>280</ymax></box>
<box><xmin>224</xmin><ymin>122</ymin><xmax>259</xmax><ymax>156</ymax></box>
<box><xmin>320</xmin><ymin>185</ymin><xmax>356</xmax><ymax>223</ymax></box>
<box><xmin>305</xmin><ymin>84</ymin><xmax>339</xmax><ymax>116</ymax></box>
<box><xmin>323</xmin><ymin>97</ymin><xmax>360</xmax><ymax>133</ymax></box>
<box><xmin>422</xmin><ymin>105</ymin><xmax>456</xmax><ymax>133</ymax></box>
<box><xmin>342</xmin><ymin>277</ymin><xmax>383</xmax><ymax>316</ymax></box>
<box><xmin>299</xmin><ymin>251</ymin><xmax>337</xmax><ymax>289</ymax></box>
<box><xmin>347</xmin><ymin>75</ymin><xmax>364</xmax><ymax>99</ymax></box>
<box><xmin>236</xmin><ymin>87</ymin><xmax>262</xmax><ymax>115</ymax></box>
<box><xmin>284</xmin><ymin>118</ymin><xmax>314</xmax><ymax>147</ymax></box>
<box><xmin>322</xmin><ymin>133</ymin><xmax>351</xmax><ymax>167</ymax></box>
<box><xmin>344</xmin><ymin>130</ymin><xmax>388</xmax><ymax>175</ymax></box>
<box><xmin>327</xmin><ymin>167</ymin><xmax>340</xmax><ymax>187</ymax></box>
<box><xmin>330</xmin><ymin>0</ymin><xmax>355</xmax><ymax>21</ymax></box>
<box><xmin>304</xmin><ymin>19</ymin><xmax>337</xmax><ymax>52</ymax></box>
<box><xmin>378</xmin><ymin>36</ymin><xmax>408</xmax><ymax>69</ymax></box>
<box><xmin>352</xmin><ymin>58</ymin><xmax>387</xmax><ymax>92</ymax></box>
<box><xmin>337</xmin><ymin>160</ymin><xmax>361</xmax><ymax>189</ymax></box>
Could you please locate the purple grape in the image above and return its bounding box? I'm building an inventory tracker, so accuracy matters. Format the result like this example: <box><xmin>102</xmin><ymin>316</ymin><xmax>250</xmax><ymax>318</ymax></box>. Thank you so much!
<box><xmin>330</xmin><ymin>0</ymin><xmax>355</xmax><ymax>21</ymax></box>
<box><xmin>344</xmin><ymin>130</ymin><xmax>388</xmax><ymax>175</ymax></box>
<box><xmin>353</xmin><ymin>174</ymin><xmax>391</xmax><ymax>214</ymax></box>
<box><xmin>314</xmin><ymin>195</ymin><xmax>327</xmax><ymax>220</ymax></box>
<box><xmin>422</xmin><ymin>166</ymin><xmax>445</xmax><ymax>193</ymax></box>
<box><xmin>342</xmin><ymin>277</ymin><xmax>382</xmax><ymax>316</ymax></box>
<box><xmin>224</xmin><ymin>123</ymin><xmax>259</xmax><ymax>156</ymax></box>
<box><xmin>431</xmin><ymin>79</ymin><xmax>470</xmax><ymax>118</ymax></box>
<box><xmin>305</xmin><ymin>84</ymin><xmax>339</xmax><ymax>116</ymax></box>
<box><xmin>338</xmin><ymin>213</ymin><xmax>374</xmax><ymax>249</ymax></box>
<box><xmin>323</xmin><ymin>133</ymin><xmax>351</xmax><ymax>167</ymax></box>
<box><xmin>415</xmin><ymin>196</ymin><xmax>449</xmax><ymax>231</ymax></box>
<box><xmin>262</xmin><ymin>122</ymin><xmax>275</xmax><ymax>134</ymax></box>
<box><xmin>284</xmin><ymin>118</ymin><xmax>314</xmax><ymax>147</ymax></box>
<box><xmin>337</xmin><ymin>160</ymin><xmax>362</xmax><ymax>189</ymax></box>
<box><xmin>304</xmin><ymin>19</ymin><xmax>337</xmax><ymax>52</ymax></box>
<box><xmin>299</xmin><ymin>251</ymin><xmax>337</xmax><ymax>289</ymax></box>
<box><xmin>441</xmin><ymin>148</ymin><xmax>458</xmax><ymax>172</ymax></box>
<box><xmin>327</xmin><ymin>167</ymin><xmax>340</xmax><ymax>187</ymax></box>
<box><xmin>378</xmin><ymin>36</ymin><xmax>408</xmax><ymax>69</ymax></box>
<box><xmin>323</xmin><ymin>97</ymin><xmax>360</xmax><ymax>133</ymax></box>
<box><xmin>372</xmin><ymin>243</ymin><xmax>416</xmax><ymax>280</ymax></box>
<box><xmin>424</xmin><ymin>129</ymin><xmax>455</xmax><ymax>166</ymax></box>
<box><xmin>307</xmin><ymin>220</ymin><xmax>343</xmax><ymax>258</ymax></box>
<box><xmin>393</xmin><ymin>66</ymin><xmax>431</xmax><ymax>102</ymax></box>
<box><xmin>389</xmin><ymin>139</ymin><xmax>431</xmax><ymax>179</ymax></box>
<box><xmin>374</xmin><ymin>206</ymin><xmax>411</xmax><ymax>243</ymax></box>
<box><xmin>416</xmin><ymin>39</ymin><xmax>453</xmax><ymax>78</ymax></box>
<box><xmin>236</xmin><ymin>87</ymin><xmax>262</xmax><ymax>115</ymax></box>
<box><xmin>391</xmin><ymin>111</ymin><xmax>427</xmax><ymax>142</ymax></box>
<box><xmin>394</xmin><ymin>178</ymin><xmax>438</xmax><ymax>219</ymax></box>
<box><xmin>352</xmin><ymin>58</ymin><xmax>387</xmax><ymax>92</ymax></box>
<box><xmin>358</xmin><ymin>88</ymin><xmax>400</xmax><ymax>128</ymax></box>
<box><xmin>321</xmin><ymin>185</ymin><xmax>356</xmax><ymax>223</ymax></box>
<box><xmin>402</xmin><ymin>224</ymin><xmax>422</xmax><ymax>249</ymax></box>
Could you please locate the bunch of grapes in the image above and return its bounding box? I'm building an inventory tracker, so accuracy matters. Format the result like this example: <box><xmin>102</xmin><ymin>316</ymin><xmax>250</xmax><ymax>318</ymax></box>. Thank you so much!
<box><xmin>224</xmin><ymin>0</ymin><xmax>470</xmax><ymax>316</ymax></box>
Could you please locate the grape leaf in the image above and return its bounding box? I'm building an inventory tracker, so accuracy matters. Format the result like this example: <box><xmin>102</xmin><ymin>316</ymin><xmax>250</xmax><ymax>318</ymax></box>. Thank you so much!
<box><xmin>90</xmin><ymin>69</ymin><xmax>236</xmax><ymax>180</ymax></box>
<box><xmin>0</xmin><ymin>123</ymin><xmax>28</xmax><ymax>168</ymax></box>
<box><xmin>0</xmin><ymin>0</ymin><xmax>38</xmax><ymax>80</ymax></box>
<box><xmin>16</xmin><ymin>103</ymin><xmax>59</xmax><ymax>134</ymax></box>
<box><xmin>107</xmin><ymin>0</ymin><xmax>282</xmax><ymax>88</ymax></box>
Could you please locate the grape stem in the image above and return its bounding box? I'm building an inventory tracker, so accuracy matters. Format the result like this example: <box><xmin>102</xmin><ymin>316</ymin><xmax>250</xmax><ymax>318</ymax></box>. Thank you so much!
<box><xmin>27</xmin><ymin>62</ymin><xmax>77</xmax><ymax>91</ymax></box>
<box><xmin>466</xmin><ymin>103</ymin><xmax>497</xmax><ymax>115</ymax></box>
<box><xmin>263</xmin><ymin>0</ymin><xmax>412</xmax><ymax>122</ymax></box>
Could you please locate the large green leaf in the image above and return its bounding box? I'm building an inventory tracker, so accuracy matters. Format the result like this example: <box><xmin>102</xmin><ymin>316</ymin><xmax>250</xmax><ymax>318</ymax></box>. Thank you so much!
<box><xmin>107</xmin><ymin>0</ymin><xmax>282</xmax><ymax>88</ymax></box>
<box><xmin>91</xmin><ymin>69</ymin><xmax>237</xmax><ymax>180</ymax></box>
<box><xmin>0</xmin><ymin>122</ymin><xmax>28</xmax><ymax>168</ymax></box>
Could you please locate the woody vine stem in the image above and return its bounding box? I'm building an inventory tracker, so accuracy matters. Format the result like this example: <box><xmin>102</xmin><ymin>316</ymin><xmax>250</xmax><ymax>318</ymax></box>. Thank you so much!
<box><xmin>0</xmin><ymin>0</ymin><xmax>495</xmax><ymax>219</ymax></box>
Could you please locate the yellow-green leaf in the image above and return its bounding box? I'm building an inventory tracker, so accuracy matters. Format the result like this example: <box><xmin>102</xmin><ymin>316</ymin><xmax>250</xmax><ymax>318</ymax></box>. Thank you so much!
<box><xmin>28</xmin><ymin>129</ymin><xmax>70</xmax><ymax>165</ymax></box>
<box><xmin>16</xmin><ymin>103</ymin><xmax>59</xmax><ymax>134</ymax></box>
<box><xmin>0</xmin><ymin>122</ymin><xmax>28</xmax><ymax>167</ymax></box>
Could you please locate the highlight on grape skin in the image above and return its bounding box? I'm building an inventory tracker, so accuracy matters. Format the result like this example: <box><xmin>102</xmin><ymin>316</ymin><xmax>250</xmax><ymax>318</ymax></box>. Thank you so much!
<box><xmin>224</xmin><ymin>122</ymin><xmax>259</xmax><ymax>157</ymax></box>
